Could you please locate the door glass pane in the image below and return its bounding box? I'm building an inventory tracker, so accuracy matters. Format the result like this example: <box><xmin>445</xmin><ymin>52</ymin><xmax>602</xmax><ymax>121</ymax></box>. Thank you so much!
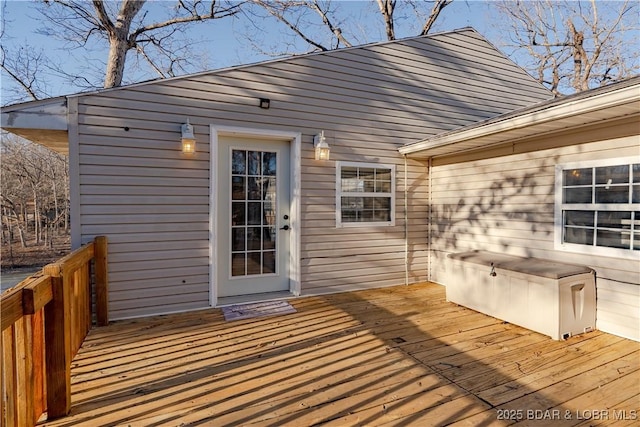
<box><xmin>231</xmin><ymin>253</ymin><xmax>245</xmax><ymax>276</ymax></box>
<box><xmin>230</xmin><ymin>149</ymin><xmax>278</xmax><ymax>277</ymax></box>
<box><xmin>231</xmin><ymin>228</ymin><xmax>245</xmax><ymax>251</ymax></box>
<box><xmin>248</xmin><ymin>151</ymin><xmax>261</xmax><ymax>175</ymax></box>
<box><xmin>247</xmin><ymin>227</ymin><xmax>262</xmax><ymax>250</ymax></box>
<box><xmin>247</xmin><ymin>252</ymin><xmax>261</xmax><ymax>275</ymax></box>
<box><xmin>263</xmin><ymin>252</ymin><xmax>276</xmax><ymax>274</ymax></box>
<box><xmin>263</xmin><ymin>227</ymin><xmax>276</xmax><ymax>250</ymax></box>
<box><xmin>232</xmin><ymin>150</ymin><xmax>246</xmax><ymax>174</ymax></box>
<box><xmin>263</xmin><ymin>153</ymin><xmax>277</xmax><ymax>176</ymax></box>
<box><xmin>232</xmin><ymin>177</ymin><xmax>245</xmax><ymax>200</ymax></box>
<box><xmin>247</xmin><ymin>203</ymin><xmax>262</xmax><ymax>225</ymax></box>
<box><xmin>232</xmin><ymin>202</ymin><xmax>245</xmax><ymax>226</ymax></box>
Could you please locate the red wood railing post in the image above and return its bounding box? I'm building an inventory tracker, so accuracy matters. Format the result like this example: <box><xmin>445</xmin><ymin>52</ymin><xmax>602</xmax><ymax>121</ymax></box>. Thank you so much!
<box><xmin>42</xmin><ymin>264</ymin><xmax>71</xmax><ymax>419</ymax></box>
<box><xmin>94</xmin><ymin>236</ymin><xmax>109</xmax><ymax>326</ymax></box>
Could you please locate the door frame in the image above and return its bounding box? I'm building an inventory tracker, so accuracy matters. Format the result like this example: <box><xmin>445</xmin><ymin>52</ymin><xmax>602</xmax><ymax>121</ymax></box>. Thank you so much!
<box><xmin>210</xmin><ymin>125</ymin><xmax>302</xmax><ymax>307</ymax></box>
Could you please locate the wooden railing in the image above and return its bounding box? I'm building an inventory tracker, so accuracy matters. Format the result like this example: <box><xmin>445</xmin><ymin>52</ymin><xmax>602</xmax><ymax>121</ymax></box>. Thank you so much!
<box><xmin>1</xmin><ymin>236</ymin><xmax>108</xmax><ymax>426</ymax></box>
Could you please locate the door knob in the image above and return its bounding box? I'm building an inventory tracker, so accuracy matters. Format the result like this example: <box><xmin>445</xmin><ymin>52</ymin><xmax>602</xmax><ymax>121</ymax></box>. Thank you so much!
<box><xmin>280</xmin><ymin>225</ymin><xmax>290</xmax><ymax>231</ymax></box>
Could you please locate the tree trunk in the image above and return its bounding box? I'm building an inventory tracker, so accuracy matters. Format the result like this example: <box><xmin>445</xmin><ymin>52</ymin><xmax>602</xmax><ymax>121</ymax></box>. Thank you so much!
<box><xmin>100</xmin><ymin>0</ymin><xmax>146</xmax><ymax>88</ymax></box>
<box><xmin>377</xmin><ymin>0</ymin><xmax>396</xmax><ymax>41</ymax></box>
<box><xmin>33</xmin><ymin>190</ymin><xmax>40</xmax><ymax>245</ymax></box>
<box><xmin>568</xmin><ymin>19</ymin><xmax>589</xmax><ymax>92</ymax></box>
<box><xmin>104</xmin><ymin>35</ymin><xmax>130</xmax><ymax>88</ymax></box>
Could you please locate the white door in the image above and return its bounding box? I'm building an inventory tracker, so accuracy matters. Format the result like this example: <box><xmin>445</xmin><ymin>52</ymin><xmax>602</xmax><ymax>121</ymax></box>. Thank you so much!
<box><xmin>217</xmin><ymin>136</ymin><xmax>291</xmax><ymax>297</ymax></box>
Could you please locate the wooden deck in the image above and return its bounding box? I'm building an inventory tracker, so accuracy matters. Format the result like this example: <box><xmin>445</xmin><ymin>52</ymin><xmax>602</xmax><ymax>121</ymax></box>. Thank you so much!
<box><xmin>42</xmin><ymin>283</ymin><xmax>639</xmax><ymax>426</ymax></box>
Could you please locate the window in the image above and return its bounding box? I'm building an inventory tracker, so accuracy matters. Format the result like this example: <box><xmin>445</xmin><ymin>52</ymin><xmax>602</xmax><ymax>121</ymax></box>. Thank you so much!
<box><xmin>336</xmin><ymin>162</ymin><xmax>395</xmax><ymax>227</ymax></box>
<box><xmin>555</xmin><ymin>157</ymin><xmax>640</xmax><ymax>258</ymax></box>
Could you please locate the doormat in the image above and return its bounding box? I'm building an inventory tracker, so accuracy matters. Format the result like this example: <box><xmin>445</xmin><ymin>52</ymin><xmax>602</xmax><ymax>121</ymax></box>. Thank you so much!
<box><xmin>222</xmin><ymin>300</ymin><xmax>297</xmax><ymax>322</ymax></box>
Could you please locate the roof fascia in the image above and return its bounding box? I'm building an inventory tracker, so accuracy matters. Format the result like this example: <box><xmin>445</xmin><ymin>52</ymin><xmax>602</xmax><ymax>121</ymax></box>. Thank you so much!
<box><xmin>1</xmin><ymin>96</ymin><xmax>68</xmax><ymax>131</ymax></box>
<box><xmin>399</xmin><ymin>82</ymin><xmax>640</xmax><ymax>156</ymax></box>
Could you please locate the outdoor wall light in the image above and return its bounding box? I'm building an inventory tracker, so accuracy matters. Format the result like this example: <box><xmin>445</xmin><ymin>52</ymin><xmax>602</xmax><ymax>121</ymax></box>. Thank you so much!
<box><xmin>313</xmin><ymin>131</ymin><xmax>330</xmax><ymax>161</ymax></box>
<box><xmin>181</xmin><ymin>119</ymin><xmax>196</xmax><ymax>154</ymax></box>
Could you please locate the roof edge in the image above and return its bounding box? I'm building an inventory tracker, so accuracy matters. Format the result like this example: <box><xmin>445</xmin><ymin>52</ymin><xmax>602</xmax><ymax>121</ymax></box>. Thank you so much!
<box><xmin>399</xmin><ymin>77</ymin><xmax>640</xmax><ymax>156</ymax></box>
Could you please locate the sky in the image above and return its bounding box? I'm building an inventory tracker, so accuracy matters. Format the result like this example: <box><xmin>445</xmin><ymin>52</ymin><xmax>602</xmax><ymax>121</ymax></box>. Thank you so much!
<box><xmin>0</xmin><ymin>0</ymin><xmax>500</xmax><ymax>103</ymax></box>
<box><xmin>0</xmin><ymin>1</ymin><xmax>637</xmax><ymax>103</ymax></box>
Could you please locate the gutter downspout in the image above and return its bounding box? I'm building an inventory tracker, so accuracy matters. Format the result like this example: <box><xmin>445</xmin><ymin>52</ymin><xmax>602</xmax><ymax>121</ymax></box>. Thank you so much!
<box><xmin>427</xmin><ymin>157</ymin><xmax>432</xmax><ymax>282</ymax></box>
<box><xmin>404</xmin><ymin>155</ymin><xmax>409</xmax><ymax>286</ymax></box>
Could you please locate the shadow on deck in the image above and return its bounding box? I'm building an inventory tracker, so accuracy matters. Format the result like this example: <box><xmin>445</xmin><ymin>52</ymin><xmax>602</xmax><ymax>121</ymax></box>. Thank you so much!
<box><xmin>41</xmin><ymin>283</ymin><xmax>639</xmax><ymax>426</ymax></box>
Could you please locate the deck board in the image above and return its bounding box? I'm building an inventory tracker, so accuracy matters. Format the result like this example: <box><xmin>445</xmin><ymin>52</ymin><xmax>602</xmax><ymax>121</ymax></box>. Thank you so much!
<box><xmin>42</xmin><ymin>282</ymin><xmax>639</xmax><ymax>426</ymax></box>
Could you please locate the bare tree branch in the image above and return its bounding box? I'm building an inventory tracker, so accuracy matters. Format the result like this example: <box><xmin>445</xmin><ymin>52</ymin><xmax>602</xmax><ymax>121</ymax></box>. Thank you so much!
<box><xmin>37</xmin><ymin>1</ymin><xmax>246</xmax><ymax>88</ymax></box>
<box><xmin>495</xmin><ymin>0</ymin><xmax>638</xmax><ymax>94</ymax></box>
<box><xmin>420</xmin><ymin>0</ymin><xmax>452</xmax><ymax>36</ymax></box>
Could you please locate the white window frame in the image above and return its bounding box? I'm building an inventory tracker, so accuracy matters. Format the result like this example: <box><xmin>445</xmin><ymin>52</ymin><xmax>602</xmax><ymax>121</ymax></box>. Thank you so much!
<box><xmin>336</xmin><ymin>161</ymin><xmax>396</xmax><ymax>228</ymax></box>
<box><xmin>554</xmin><ymin>156</ymin><xmax>640</xmax><ymax>260</ymax></box>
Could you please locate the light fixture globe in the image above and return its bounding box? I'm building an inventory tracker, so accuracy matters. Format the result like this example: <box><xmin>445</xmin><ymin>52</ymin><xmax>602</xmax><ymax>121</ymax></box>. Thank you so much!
<box><xmin>181</xmin><ymin>120</ymin><xmax>196</xmax><ymax>154</ymax></box>
<box><xmin>313</xmin><ymin>131</ymin><xmax>330</xmax><ymax>161</ymax></box>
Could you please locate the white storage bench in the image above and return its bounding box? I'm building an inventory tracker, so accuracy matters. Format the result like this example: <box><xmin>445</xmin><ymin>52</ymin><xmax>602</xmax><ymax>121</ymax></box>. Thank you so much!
<box><xmin>446</xmin><ymin>251</ymin><xmax>596</xmax><ymax>340</ymax></box>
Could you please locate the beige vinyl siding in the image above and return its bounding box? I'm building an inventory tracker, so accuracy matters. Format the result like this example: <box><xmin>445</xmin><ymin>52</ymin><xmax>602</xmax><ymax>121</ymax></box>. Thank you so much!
<box><xmin>73</xmin><ymin>28</ymin><xmax>551</xmax><ymax>319</ymax></box>
<box><xmin>430</xmin><ymin>135</ymin><xmax>640</xmax><ymax>341</ymax></box>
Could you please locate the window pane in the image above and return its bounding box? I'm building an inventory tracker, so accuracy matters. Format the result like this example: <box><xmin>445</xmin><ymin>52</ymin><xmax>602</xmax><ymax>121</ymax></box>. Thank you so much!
<box><xmin>634</xmin><ymin>232</ymin><xmax>640</xmax><ymax>251</ymax></box>
<box><xmin>363</xmin><ymin>179</ymin><xmax>375</xmax><ymax>192</ymax></box>
<box><xmin>376</xmin><ymin>169</ymin><xmax>391</xmax><ymax>181</ymax></box>
<box><xmin>564</xmin><ymin>187</ymin><xmax>592</xmax><ymax>203</ymax></box>
<box><xmin>595</xmin><ymin>185</ymin><xmax>629</xmax><ymax>203</ymax></box>
<box><xmin>376</xmin><ymin>180</ymin><xmax>391</xmax><ymax>192</ymax></box>
<box><xmin>360</xmin><ymin>210</ymin><xmax>374</xmax><ymax>222</ymax></box>
<box><xmin>633</xmin><ymin>164</ymin><xmax>640</xmax><ymax>183</ymax></box>
<box><xmin>596</xmin><ymin>165</ymin><xmax>629</xmax><ymax>184</ymax></box>
<box><xmin>374</xmin><ymin>197</ymin><xmax>390</xmax><ymax>209</ymax></box>
<box><xmin>342</xmin><ymin>210</ymin><xmax>357</xmax><ymax>222</ymax></box>
<box><xmin>341</xmin><ymin>167</ymin><xmax>361</xmax><ymax>192</ymax></box>
<box><xmin>343</xmin><ymin>197</ymin><xmax>363</xmax><ymax>209</ymax></box>
<box><xmin>373</xmin><ymin>210</ymin><xmax>391</xmax><ymax>221</ymax></box>
<box><xmin>564</xmin><ymin>168</ymin><xmax>592</xmax><ymax>186</ymax></box>
<box><xmin>565</xmin><ymin>210</ymin><xmax>594</xmax><ymax>227</ymax></box>
<box><xmin>232</xmin><ymin>150</ymin><xmax>246</xmax><ymax>174</ymax></box>
<box><xmin>359</xmin><ymin>168</ymin><xmax>375</xmax><ymax>180</ymax></box>
<box><xmin>598</xmin><ymin>211</ymin><xmax>632</xmax><ymax>229</ymax></box>
<box><xmin>341</xmin><ymin>167</ymin><xmax>358</xmax><ymax>180</ymax></box>
<box><xmin>633</xmin><ymin>184</ymin><xmax>640</xmax><ymax>203</ymax></box>
<box><xmin>596</xmin><ymin>230</ymin><xmax>630</xmax><ymax>249</ymax></box>
<box><xmin>565</xmin><ymin>228</ymin><xmax>594</xmax><ymax>245</ymax></box>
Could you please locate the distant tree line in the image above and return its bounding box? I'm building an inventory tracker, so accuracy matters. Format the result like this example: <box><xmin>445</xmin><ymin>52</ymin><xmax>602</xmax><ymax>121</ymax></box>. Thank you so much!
<box><xmin>1</xmin><ymin>134</ymin><xmax>70</xmax><ymax>255</ymax></box>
